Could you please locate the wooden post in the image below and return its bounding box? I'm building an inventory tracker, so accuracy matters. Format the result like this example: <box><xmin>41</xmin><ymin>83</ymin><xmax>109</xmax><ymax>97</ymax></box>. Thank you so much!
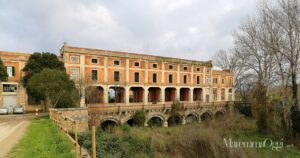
<box><xmin>75</xmin><ymin>121</ymin><xmax>78</xmax><ymax>158</ymax></box>
<box><xmin>66</xmin><ymin>119</ymin><xmax>69</xmax><ymax>152</ymax></box>
<box><xmin>92</xmin><ymin>126</ymin><xmax>96</xmax><ymax>158</ymax></box>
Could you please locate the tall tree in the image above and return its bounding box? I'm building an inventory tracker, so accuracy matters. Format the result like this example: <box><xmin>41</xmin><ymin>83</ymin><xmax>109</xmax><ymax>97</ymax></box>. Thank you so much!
<box><xmin>23</xmin><ymin>52</ymin><xmax>65</xmax><ymax>87</ymax></box>
<box><xmin>27</xmin><ymin>69</ymin><xmax>79</xmax><ymax>108</ymax></box>
<box><xmin>0</xmin><ymin>58</ymin><xmax>8</xmax><ymax>82</ymax></box>
<box><xmin>259</xmin><ymin>0</ymin><xmax>300</xmax><ymax>136</ymax></box>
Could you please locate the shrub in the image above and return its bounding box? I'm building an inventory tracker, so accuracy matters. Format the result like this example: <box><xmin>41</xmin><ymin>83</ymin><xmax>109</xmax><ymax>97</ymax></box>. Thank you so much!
<box><xmin>132</xmin><ymin>110</ymin><xmax>146</xmax><ymax>127</ymax></box>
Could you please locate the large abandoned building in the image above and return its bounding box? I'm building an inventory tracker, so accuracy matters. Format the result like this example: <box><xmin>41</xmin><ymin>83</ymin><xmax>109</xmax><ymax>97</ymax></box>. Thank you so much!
<box><xmin>0</xmin><ymin>43</ymin><xmax>235</xmax><ymax>118</ymax></box>
<box><xmin>60</xmin><ymin>43</ymin><xmax>235</xmax><ymax>107</ymax></box>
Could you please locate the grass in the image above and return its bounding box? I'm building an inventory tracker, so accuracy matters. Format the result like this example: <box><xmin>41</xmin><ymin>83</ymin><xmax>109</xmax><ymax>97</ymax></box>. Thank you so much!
<box><xmin>77</xmin><ymin>114</ymin><xmax>300</xmax><ymax>158</ymax></box>
<box><xmin>6</xmin><ymin>116</ymin><xmax>74</xmax><ymax>158</ymax></box>
<box><xmin>235</xmin><ymin>129</ymin><xmax>300</xmax><ymax>158</ymax></box>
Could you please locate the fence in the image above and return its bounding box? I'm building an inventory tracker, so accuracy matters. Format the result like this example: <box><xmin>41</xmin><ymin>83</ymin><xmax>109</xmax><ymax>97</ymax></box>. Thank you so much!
<box><xmin>50</xmin><ymin>108</ymin><xmax>91</xmax><ymax>158</ymax></box>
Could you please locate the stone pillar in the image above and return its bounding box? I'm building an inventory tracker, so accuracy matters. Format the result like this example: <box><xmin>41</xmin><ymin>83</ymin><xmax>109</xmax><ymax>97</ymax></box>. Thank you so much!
<box><xmin>80</xmin><ymin>55</ymin><xmax>85</xmax><ymax>81</ymax></box>
<box><xmin>191</xmin><ymin>65</ymin><xmax>194</xmax><ymax>85</ymax></box>
<box><xmin>125</xmin><ymin>59</ymin><xmax>129</xmax><ymax>85</ymax></box>
<box><xmin>161</xmin><ymin>62</ymin><xmax>165</xmax><ymax>83</ymax></box>
<box><xmin>182</xmin><ymin>117</ymin><xmax>186</xmax><ymax>125</ymax></box>
<box><xmin>104</xmin><ymin>57</ymin><xmax>108</xmax><ymax>83</ymax></box>
<box><xmin>144</xmin><ymin>87</ymin><xmax>148</xmax><ymax>105</ymax></box>
<box><xmin>189</xmin><ymin>87</ymin><xmax>194</xmax><ymax>103</ymax></box>
<box><xmin>161</xmin><ymin>87</ymin><xmax>165</xmax><ymax>103</ymax></box>
<box><xmin>145</xmin><ymin>61</ymin><xmax>148</xmax><ymax>84</ymax></box>
<box><xmin>163</xmin><ymin>121</ymin><xmax>168</xmax><ymax>127</ymax></box>
<box><xmin>177</xmin><ymin>64</ymin><xmax>180</xmax><ymax>84</ymax></box>
<box><xmin>176</xmin><ymin>87</ymin><xmax>180</xmax><ymax>101</ymax></box>
<box><xmin>80</xmin><ymin>86</ymin><xmax>86</xmax><ymax>107</ymax></box>
<box><xmin>103</xmin><ymin>86</ymin><xmax>109</xmax><ymax>104</ymax></box>
<box><xmin>125</xmin><ymin>86</ymin><xmax>130</xmax><ymax>105</ymax></box>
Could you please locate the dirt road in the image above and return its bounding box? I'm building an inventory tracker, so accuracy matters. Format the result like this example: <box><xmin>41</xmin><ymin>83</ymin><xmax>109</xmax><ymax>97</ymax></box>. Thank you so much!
<box><xmin>0</xmin><ymin>116</ymin><xmax>30</xmax><ymax>158</ymax></box>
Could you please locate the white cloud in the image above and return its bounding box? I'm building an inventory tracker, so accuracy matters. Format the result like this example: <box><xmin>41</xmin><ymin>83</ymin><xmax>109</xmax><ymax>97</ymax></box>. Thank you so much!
<box><xmin>0</xmin><ymin>0</ymin><xmax>256</xmax><ymax>60</ymax></box>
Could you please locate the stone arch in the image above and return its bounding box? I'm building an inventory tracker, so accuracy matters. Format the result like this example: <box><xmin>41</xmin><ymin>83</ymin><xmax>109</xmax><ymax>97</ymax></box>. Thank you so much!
<box><xmin>100</xmin><ymin>118</ymin><xmax>119</xmax><ymax>130</ymax></box>
<box><xmin>214</xmin><ymin>110</ymin><xmax>225</xmax><ymax>119</ymax></box>
<box><xmin>85</xmin><ymin>86</ymin><xmax>104</xmax><ymax>104</ymax></box>
<box><xmin>200</xmin><ymin>110</ymin><xmax>213</xmax><ymax>121</ymax></box>
<box><xmin>146</xmin><ymin>114</ymin><xmax>165</xmax><ymax>127</ymax></box>
<box><xmin>108</xmin><ymin>86</ymin><xmax>126</xmax><ymax>103</ymax></box>
<box><xmin>185</xmin><ymin>112</ymin><xmax>199</xmax><ymax>124</ymax></box>
<box><xmin>167</xmin><ymin>114</ymin><xmax>183</xmax><ymax>126</ymax></box>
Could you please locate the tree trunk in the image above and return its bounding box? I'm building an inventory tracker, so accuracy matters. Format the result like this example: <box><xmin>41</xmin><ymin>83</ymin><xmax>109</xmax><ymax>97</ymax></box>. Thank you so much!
<box><xmin>291</xmin><ymin>73</ymin><xmax>298</xmax><ymax>110</ymax></box>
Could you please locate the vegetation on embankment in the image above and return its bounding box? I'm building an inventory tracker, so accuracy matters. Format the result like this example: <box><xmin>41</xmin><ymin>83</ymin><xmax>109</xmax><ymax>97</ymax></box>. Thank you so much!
<box><xmin>7</xmin><ymin>116</ymin><xmax>74</xmax><ymax>158</ymax></box>
<box><xmin>77</xmin><ymin>114</ymin><xmax>300</xmax><ymax>158</ymax></box>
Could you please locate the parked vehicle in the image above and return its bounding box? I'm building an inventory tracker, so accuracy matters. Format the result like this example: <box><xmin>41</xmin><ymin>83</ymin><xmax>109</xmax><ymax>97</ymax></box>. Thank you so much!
<box><xmin>0</xmin><ymin>107</ymin><xmax>8</xmax><ymax>114</ymax></box>
<box><xmin>13</xmin><ymin>105</ymin><xmax>24</xmax><ymax>114</ymax></box>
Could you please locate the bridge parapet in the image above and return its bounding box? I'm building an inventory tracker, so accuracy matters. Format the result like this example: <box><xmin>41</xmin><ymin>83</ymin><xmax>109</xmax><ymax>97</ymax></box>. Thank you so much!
<box><xmin>88</xmin><ymin>101</ymin><xmax>231</xmax><ymax>127</ymax></box>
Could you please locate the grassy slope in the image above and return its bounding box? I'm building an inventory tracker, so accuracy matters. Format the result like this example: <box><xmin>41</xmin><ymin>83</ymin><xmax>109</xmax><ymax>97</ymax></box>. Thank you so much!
<box><xmin>235</xmin><ymin>129</ymin><xmax>300</xmax><ymax>158</ymax></box>
<box><xmin>79</xmin><ymin>116</ymin><xmax>300</xmax><ymax>158</ymax></box>
<box><xmin>7</xmin><ymin>116</ymin><xmax>74</xmax><ymax>158</ymax></box>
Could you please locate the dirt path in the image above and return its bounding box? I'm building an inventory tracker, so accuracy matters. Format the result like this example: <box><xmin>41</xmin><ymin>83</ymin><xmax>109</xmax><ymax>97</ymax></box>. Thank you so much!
<box><xmin>0</xmin><ymin>117</ymin><xmax>30</xmax><ymax>158</ymax></box>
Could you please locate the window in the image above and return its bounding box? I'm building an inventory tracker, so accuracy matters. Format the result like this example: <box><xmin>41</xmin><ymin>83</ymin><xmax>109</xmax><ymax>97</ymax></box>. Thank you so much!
<box><xmin>229</xmin><ymin>79</ymin><xmax>233</xmax><ymax>85</ymax></box>
<box><xmin>134</xmin><ymin>72</ymin><xmax>139</xmax><ymax>82</ymax></box>
<box><xmin>134</xmin><ymin>61</ymin><xmax>140</xmax><ymax>67</ymax></box>
<box><xmin>91</xmin><ymin>70</ymin><xmax>98</xmax><ymax>81</ymax></box>
<box><xmin>196</xmin><ymin>67</ymin><xmax>200</xmax><ymax>72</ymax></box>
<box><xmin>228</xmin><ymin>89</ymin><xmax>233</xmax><ymax>93</ymax></box>
<box><xmin>152</xmin><ymin>64</ymin><xmax>158</xmax><ymax>68</ymax></box>
<box><xmin>70</xmin><ymin>56</ymin><xmax>79</xmax><ymax>64</ymax></box>
<box><xmin>3</xmin><ymin>84</ymin><xmax>17</xmax><ymax>92</ymax></box>
<box><xmin>153</xmin><ymin>73</ymin><xmax>157</xmax><ymax>83</ymax></box>
<box><xmin>114</xmin><ymin>71</ymin><xmax>120</xmax><ymax>81</ymax></box>
<box><xmin>183</xmin><ymin>66</ymin><xmax>188</xmax><ymax>71</ymax></box>
<box><xmin>222</xmin><ymin>78</ymin><xmax>225</xmax><ymax>84</ymax></box>
<box><xmin>91</xmin><ymin>58</ymin><xmax>98</xmax><ymax>64</ymax></box>
<box><xmin>205</xmin><ymin>77</ymin><xmax>211</xmax><ymax>85</ymax></box>
<box><xmin>221</xmin><ymin>89</ymin><xmax>225</xmax><ymax>100</ymax></box>
<box><xmin>213</xmin><ymin>88</ymin><xmax>218</xmax><ymax>101</ymax></box>
<box><xmin>169</xmin><ymin>65</ymin><xmax>173</xmax><ymax>70</ymax></box>
<box><xmin>169</xmin><ymin>74</ymin><xmax>173</xmax><ymax>83</ymax></box>
<box><xmin>6</xmin><ymin>66</ymin><xmax>15</xmax><ymax>77</ymax></box>
<box><xmin>183</xmin><ymin>75</ymin><xmax>187</xmax><ymax>84</ymax></box>
<box><xmin>196</xmin><ymin>76</ymin><xmax>200</xmax><ymax>84</ymax></box>
<box><xmin>213</xmin><ymin>78</ymin><xmax>218</xmax><ymax>84</ymax></box>
<box><xmin>114</xmin><ymin>60</ymin><xmax>120</xmax><ymax>66</ymax></box>
<box><xmin>70</xmin><ymin>68</ymin><xmax>79</xmax><ymax>80</ymax></box>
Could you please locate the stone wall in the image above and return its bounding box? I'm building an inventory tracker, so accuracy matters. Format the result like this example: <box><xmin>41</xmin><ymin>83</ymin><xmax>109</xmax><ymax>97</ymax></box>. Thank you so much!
<box><xmin>49</xmin><ymin>108</ymin><xmax>89</xmax><ymax>132</ymax></box>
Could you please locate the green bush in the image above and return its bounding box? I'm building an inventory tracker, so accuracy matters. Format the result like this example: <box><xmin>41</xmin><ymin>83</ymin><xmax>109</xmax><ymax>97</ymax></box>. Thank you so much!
<box><xmin>132</xmin><ymin>110</ymin><xmax>146</xmax><ymax>127</ymax></box>
<box><xmin>78</xmin><ymin>127</ymin><xmax>152</xmax><ymax>158</ymax></box>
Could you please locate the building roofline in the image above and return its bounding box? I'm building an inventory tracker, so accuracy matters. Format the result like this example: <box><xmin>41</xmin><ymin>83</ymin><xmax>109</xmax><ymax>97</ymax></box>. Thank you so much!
<box><xmin>61</xmin><ymin>43</ymin><xmax>213</xmax><ymax>67</ymax></box>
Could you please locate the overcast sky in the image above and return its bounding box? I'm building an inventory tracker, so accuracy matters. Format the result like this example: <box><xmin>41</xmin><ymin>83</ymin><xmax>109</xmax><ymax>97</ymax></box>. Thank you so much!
<box><xmin>0</xmin><ymin>0</ymin><xmax>256</xmax><ymax>60</ymax></box>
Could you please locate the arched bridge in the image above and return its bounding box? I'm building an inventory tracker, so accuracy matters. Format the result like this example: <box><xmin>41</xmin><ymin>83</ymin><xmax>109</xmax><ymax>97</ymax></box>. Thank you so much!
<box><xmin>88</xmin><ymin>101</ymin><xmax>232</xmax><ymax>128</ymax></box>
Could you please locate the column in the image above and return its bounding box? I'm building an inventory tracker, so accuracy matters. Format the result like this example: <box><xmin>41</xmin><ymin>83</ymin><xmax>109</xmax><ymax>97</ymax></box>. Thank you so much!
<box><xmin>176</xmin><ymin>87</ymin><xmax>180</xmax><ymax>101</ymax></box>
<box><xmin>144</xmin><ymin>87</ymin><xmax>148</xmax><ymax>105</ymax></box>
<box><xmin>80</xmin><ymin>86</ymin><xmax>86</xmax><ymax>107</ymax></box>
<box><xmin>103</xmin><ymin>86</ymin><xmax>109</xmax><ymax>104</ymax></box>
<box><xmin>189</xmin><ymin>87</ymin><xmax>194</xmax><ymax>103</ymax></box>
<box><xmin>191</xmin><ymin>65</ymin><xmax>194</xmax><ymax>85</ymax></box>
<box><xmin>104</xmin><ymin>57</ymin><xmax>108</xmax><ymax>82</ymax></box>
<box><xmin>163</xmin><ymin>121</ymin><xmax>168</xmax><ymax>127</ymax></box>
<box><xmin>80</xmin><ymin>55</ymin><xmax>85</xmax><ymax>81</ymax></box>
<box><xmin>125</xmin><ymin>59</ymin><xmax>129</xmax><ymax>85</ymax></box>
<box><xmin>161</xmin><ymin>62</ymin><xmax>165</xmax><ymax>83</ymax></box>
<box><xmin>145</xmin><ymin>61</ymin><xmax>148</xmax><ymax>83</ymax></box>
<box><xmin>125</xmin><ymin>86</ymin><xmax>130</xmax><ymax>105</ymax></box>
<box><xmin>225</xmin><ymin>88</ymin><xmax>228</xmax><ymax>101</ymax></box>
<box><xmin>161</xmin><ymin>87</ymin><xmax>165</xmax><ymax>103</ymax></box>
<box><xmin>177</xmin><ymin>64</ymin><xmax>180</xmax><ymax>84</ymax></box>
<box><xmin>182</xmin><ymin>117</ymin><xmax>186</xmax><ymax>125</ymax></box>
